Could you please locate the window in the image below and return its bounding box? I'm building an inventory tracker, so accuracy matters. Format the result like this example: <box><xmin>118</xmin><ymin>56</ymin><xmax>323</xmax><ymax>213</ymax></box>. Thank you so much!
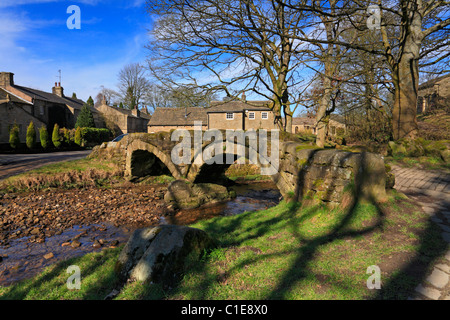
<box><xmin>248</xmin><ymin>112</ymin><xmax>255</xmax><ymax>120</ymax></box>
<box><xmin>261</xmin><ymin>112</ymin><xmax>268</xmax><ymax>119</ymax></box>
<box><xmin>226</xmin><ymin>112</ymin><xmax>234</xmax><ymax>120</ymax></box>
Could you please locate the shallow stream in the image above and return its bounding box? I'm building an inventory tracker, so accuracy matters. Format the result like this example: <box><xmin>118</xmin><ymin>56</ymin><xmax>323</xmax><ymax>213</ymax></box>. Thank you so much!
<box><xmin>0</xmin><ymin>181</ymin><xmax>281</xmax><ymax>286</ymax></box>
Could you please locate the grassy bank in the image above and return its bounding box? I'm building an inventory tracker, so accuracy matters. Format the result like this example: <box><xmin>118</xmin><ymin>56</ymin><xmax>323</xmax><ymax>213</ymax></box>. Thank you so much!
<box><xmin>0</xmin><ymin>158</ymin><xmax>124</xmax><ymax>194</ymax></box>
<box><xmin>0</xmin><ymin>189</ymin><xmax>445</xmax><ymax>300</ymax></box>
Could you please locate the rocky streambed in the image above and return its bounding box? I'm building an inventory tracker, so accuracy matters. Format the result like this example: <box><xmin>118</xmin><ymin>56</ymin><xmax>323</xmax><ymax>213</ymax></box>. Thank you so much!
<box><xmin>0</xmin><ymin>181</ymin><xmax>280</xmax><ymax>286</ymax></box>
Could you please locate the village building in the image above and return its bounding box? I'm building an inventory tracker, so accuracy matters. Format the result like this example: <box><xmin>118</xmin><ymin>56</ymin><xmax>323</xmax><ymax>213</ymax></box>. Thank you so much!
<box><xmin>148</xmin><ymin>98</ymin><xmax>346</xmax><ymax>136</ymax></box>
<box><xmin>148</xmin><ymin>107</ymin><xmax>208</xmax><ymax>133</ymax></box>
<box><xmin>417</xmin><ymin>74</ymin><xmax>450</xmax><ymax>114</ymax></box>
<box><xmin>206</xmin><ymin>100</ymin><xmax>277</xmax><ymax>131</ymax></box>
<box><xmin>0</xmin><ymin>72</ymin><xmax>102</xmax><ymax>144</ymax></box>
<box><xmin>96</xmin><ymin>97</ymin><xmax>151</xmax><ymax>136</ymax></box>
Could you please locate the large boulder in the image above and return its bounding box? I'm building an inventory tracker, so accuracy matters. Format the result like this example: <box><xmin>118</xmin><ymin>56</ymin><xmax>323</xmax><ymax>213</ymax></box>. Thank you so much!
<box><xmin>164</xmin><ymin>180</ymin><xmax>235</xmax><ymax>209</ymax></box>
<box><xmin>115</xmin><ymin>225</ymin><xmax>214</xmax><ymax>287</ymax></box>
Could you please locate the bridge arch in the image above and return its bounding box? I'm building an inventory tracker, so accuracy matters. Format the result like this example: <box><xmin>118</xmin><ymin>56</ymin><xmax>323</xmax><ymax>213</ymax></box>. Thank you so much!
<box><xmin>126</xmin><ymin>140</ymin><xmax>184</xmax><ymax>179</ymax></box>
<box><xmin>186</xmin><ymin>140</ymin><xmax>279</xmax><ymax>184</ymax></box>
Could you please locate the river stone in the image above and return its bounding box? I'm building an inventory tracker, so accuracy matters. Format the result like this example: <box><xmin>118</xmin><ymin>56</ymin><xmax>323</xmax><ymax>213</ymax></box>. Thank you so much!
<box><xmin>115</xmin><ymin>225</ymin><xmax>213</xmax><ymax>287</ymax></box>
<box><xmin>164</xmin><ymin>180</ymin><xmax>233</xmax><ymax>209</ymax></box>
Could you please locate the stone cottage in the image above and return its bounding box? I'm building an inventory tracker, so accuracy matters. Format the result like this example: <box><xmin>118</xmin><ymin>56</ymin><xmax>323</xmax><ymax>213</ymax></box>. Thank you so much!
<box><xmin>148</xmin><ymin>98</ymin><xmax>345</xmax><ymax>137</ymax></box>
<box><xmin>0</xmin><ymin>72</ymin><xmax>102</xmax><ymax>144</ymax></box>
<box><xmin>148</xmin><ymin>107</ymin><xmax>208</xmax><ymax>133</ymax></box>
<box><xmin>417</xmin><ymin>73</ymin><xmax>450</xmax><ymax>114</ymax></box>
<box><xmin>96</xmin><ymin>97</ymin><xmax>151</xmax><ymax>136</ymax></box>
<box><xmin>206</xmin><ymin>100</ymin><xmax>277</xmax><ymax>131</ymax></box>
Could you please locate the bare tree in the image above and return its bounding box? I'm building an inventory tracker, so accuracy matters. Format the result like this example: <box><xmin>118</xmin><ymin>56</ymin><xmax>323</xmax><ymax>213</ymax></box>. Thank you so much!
<box><xmin>117</xmin><ymin>63</ymin><xmax>152</xmax><ymax>109</ymax></box>
<box><xmin>145</xmin><ymin>0</ymin><xmax>311</xmax><ymax>132</ymax></box>
<box><xmin>291</xmin><ymin>0</ymin><xmax>450</xmax><ymax>141</ymax></box>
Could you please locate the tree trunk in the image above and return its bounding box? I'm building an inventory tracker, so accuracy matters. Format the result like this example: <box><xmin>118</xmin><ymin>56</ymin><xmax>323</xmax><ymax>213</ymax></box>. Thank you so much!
<box><xmin>391</xmin><ymin>7</ymin><xmax>422</xmax><ymax>141</ymax></box>
<box><xmin>315</xmin><ymin>77</ymin><xmax>332</xmax><ymax>148</ymax></box>
<box><xmin>392</xmin><ymin>56</ymin><xmax>420</xmax><ymax>140</ymax></box>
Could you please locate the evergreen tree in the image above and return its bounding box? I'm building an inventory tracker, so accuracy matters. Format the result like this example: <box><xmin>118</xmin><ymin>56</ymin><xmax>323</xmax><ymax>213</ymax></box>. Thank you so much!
<box><xmin>86</xmin><ymin>96</ymin><xmax>94</xmax><ymax>107</ymax></box>
<box><xmin>26</xmin><ymin>121</ymin><xmax>36</xmax><ymax>149</ymax></box>
<box><xmin>119</xmin><ymin>102</ymin><xmax>124</xmax><ymax>109</ymax></box>
<box><xmin>9</xmin><ymin>124</ymin><xmax>20</xmax><ymax>149</ymax></box>
<box><xmin>52</xmin><ymin>123</ymin><xmax>61</xmax><ymax>148</ymax></box>
<box><xmin>75</xmin><ymin>103</ymin><xmax>96</xmax><ymax>128</ymax></box>
<box><xmin>40</xmin><ymin>126</ymin><xmax>49</xmax><ymax>149</ymax></box>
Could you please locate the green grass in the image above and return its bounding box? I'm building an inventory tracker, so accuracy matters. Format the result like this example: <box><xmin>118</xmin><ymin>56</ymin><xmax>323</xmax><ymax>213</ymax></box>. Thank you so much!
<box><xmin>385</xmin><ymin>155</ymin><xmax>450</xmax><ymax>172</ymax></box>
<box><xmin>0</xmin><ymin>158</ymin><xmax>124</xmax><ymax>194</ymax></box>
<box><xmin>0</xmin><ymin>189</ymin><xmax>445</xmax><ymax>300</ymax></box>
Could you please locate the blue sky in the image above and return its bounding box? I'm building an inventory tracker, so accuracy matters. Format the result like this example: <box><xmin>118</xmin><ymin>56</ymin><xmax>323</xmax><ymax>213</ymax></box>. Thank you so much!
<box><xmin>0</xmin><ymin>0</ymin><xmax>152</xmax><ymax>101</ymax></box>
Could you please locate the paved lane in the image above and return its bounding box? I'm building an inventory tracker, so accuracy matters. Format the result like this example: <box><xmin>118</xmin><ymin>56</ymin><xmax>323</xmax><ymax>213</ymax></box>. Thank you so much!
<box><xmin>0</xmin><ymin>150</ymin><xmax>92</xmax><ymax>181</ymax></box>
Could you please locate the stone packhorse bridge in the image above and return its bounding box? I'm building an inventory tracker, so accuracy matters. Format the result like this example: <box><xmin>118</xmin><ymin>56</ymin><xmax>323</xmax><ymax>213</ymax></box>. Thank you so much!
<box><xmin>91</xmin><ymin>132</ymin><xmax>388</xmax><ymax>207</ymax></box>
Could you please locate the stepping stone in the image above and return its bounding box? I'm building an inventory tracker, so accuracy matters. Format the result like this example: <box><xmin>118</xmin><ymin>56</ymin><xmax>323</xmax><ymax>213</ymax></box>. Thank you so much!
<box><xmin>438</xmin><ymin>224</ymin><xmax>450</xmax><ymax>233</ymax></box>
<box><xmin>415</xmin><ymin>284</ymin><xmax>441</xmax><ymax>300</ymax></box>
<box><xmin>442</xmin><ymin>232</ymin><xmax>450</xmax><ymax>243</ymax></box>
<box><xmin>435</xmin><ymin>264</ymin><xmax>450</xmax><ymax>274</ymax></box>
<box><xmin>426</xmin><ymin>268</ymin><xmax>449</xmax><ymax>289</ymax></box>
<box><xmin>431</xmin><ymin>216</ymin><xmax>443</xmax><ymax>223</ymax></box>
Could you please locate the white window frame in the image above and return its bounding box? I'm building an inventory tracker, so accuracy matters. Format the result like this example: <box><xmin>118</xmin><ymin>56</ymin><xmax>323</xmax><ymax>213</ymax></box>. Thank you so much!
<box><xmin>261</xmin><ymin>112</ymin><xmax>268</xmax><ymax>119</ymax></box>
<box><xmin>226</xmin><ymin>112</ymin><xmax>234</xmax><ymax>120</ymax></box>
<box><xmin>248</xmin><ymin>112</ymin><xmax>255</xmax><ymax>120</ymax></box>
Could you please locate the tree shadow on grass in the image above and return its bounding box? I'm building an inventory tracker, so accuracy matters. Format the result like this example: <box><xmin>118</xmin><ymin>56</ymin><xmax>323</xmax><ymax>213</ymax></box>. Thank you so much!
<box><xmin>0</xmin><ymin>249</ymin><xmax>121</xmax><ymax>300</ymax></box>
<box><xmin>172</xmin><ymin>150</ymin><xmax>447</xmax><ymax>300</ymax></box>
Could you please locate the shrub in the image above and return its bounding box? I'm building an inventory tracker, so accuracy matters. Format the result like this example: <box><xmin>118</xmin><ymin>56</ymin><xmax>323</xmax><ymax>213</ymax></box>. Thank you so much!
<box><xmin>80</xmin><ymin>127</ymin><xmax>111</xmax><ymax>145</ymax></box>
<box><xmin>40</xmin><ymin>126</ymin><xmax>49</xmax><ymax>149</ymax></box>
<box><xmin>52</xmin><ymin>124</ymin><xmax>61</xmax><ymax>148</ymax></box>
<box><xmin>74</xmin><ymin>127</ymin><xmax>82</xmax><ymax>146</ymax></box>
<box><xmin>62</xmin><ymin>127</ymin><xmax>71</xmax><ymax>146</ymax></box>
<box><xmin>26</xmin><ymin>121</ymin><xmax>36</xmax><ymax>149</ymax></box>
<box><xmin>9</xmin><ymin>124</ymin><xmax>20</xmax><ymax>149</ymax></box>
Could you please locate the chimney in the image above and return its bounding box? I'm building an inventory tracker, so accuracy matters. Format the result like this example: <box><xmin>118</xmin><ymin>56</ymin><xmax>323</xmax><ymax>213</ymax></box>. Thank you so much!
<box><xmin>0</xmin><ymin>72</ymin><xmax>14</xmax><ymax>87</ymax></box>
<box><xmin>131</xmin><ymin>106</ymin><xmax>140</xmax><ymax>118</ymax></box>
<box><xmin>242</xmin><ymin>92</ymin><xmax>246</xmax><ymax>103</ymax></box>
<box><xmin>52</xmin><ymin>82</ymin><xmax>64</xmax><ymax>97</ymax></box>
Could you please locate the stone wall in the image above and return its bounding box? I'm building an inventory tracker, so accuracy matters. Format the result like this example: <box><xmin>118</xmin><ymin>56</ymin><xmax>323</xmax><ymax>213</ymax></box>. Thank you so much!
<box><xmin>272</xmin><ymin>142</ymin><xmax>386</xmax><ymax>207</ymax></box>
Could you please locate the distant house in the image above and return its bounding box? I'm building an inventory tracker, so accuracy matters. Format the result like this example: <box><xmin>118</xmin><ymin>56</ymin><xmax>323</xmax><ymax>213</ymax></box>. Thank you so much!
<box><xmin>292</xmin><ymin>117</ymin><xmax>316</xmax><ymax>134</ymax></box>
<box><xmin>417</xmin><ymin>74</ymin><xmax>450</xmax><ymax>114</ymax></box>
<box><xmin>147</xmin><ymin>98</ymin><xmax>345</xmax><ymax>136</ymax></box>
<box><xmin>0</xmin><ymin>72</ymin><xmax>102</xmax><ymax>144</ymax></box>
<box><xmin>148</xmin><ymin>107</ymin><xmax>208</xmax><ymax>133</ymax></box>
<box><xmin>96</xmin><ymin>97</ymin><xmax>151</xmax><ymax>136</ymax></box>
<box><xmin>206</xmin><ymin>100</ymin><xmax>277</xmax><ymax>131</ymax></box>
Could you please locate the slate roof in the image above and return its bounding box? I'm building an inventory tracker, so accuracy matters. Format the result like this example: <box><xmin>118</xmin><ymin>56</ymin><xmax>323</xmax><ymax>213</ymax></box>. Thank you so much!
<box><xmin>149</xmin><ymin>107</ymin><xmax>208</xmax><ymax>126</ymax></box>
<box><xmin>292</xmin><ymin>117</ymin><xmax>315</xmax><ymax>126</ymax></box>
<box><xmin>0</xmin><ymin>87</ymin><xmax>33</xmax><ymax>104</ymax></box>
<box><xmin>11</xmin><ymin>85</ymin><xmax>90</xmax><ymax>111</ymax></box>
<box><xmin>208</xmin><ymin>100</ymin><xmax>271</xmax><ymax>113</ymax></box>
<box><xmin>418</xmin><ymin>73</ymin><xmax>450</xmax><ymax>91</ymax></box>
